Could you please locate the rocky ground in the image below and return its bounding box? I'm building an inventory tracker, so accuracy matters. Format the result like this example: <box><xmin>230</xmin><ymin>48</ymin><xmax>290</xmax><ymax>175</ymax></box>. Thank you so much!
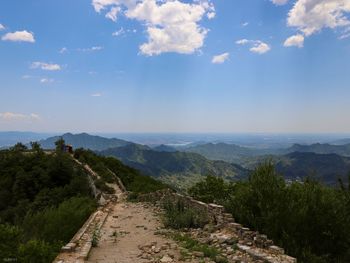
<box><xmin>85</xmin><ymin>199</ymin><xmax>273</xmax><ymax>263</ymax></box>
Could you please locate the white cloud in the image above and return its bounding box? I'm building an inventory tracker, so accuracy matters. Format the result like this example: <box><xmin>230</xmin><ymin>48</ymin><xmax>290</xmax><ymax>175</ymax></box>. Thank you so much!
<box><xmin>92</xmin><ymin>0</ymin><xmax>215</xmax><ymax>56</ymax></box>
<box><xmin>40</xmin><ymin>78</ymin><xmax>54</xmax><ymax>84</ymax></box>
<box><xmin>78</xmin><ymin>46</ymin><xmax>103</xmax><ymax>52</ymax></box>
<box><xmin>0</xmin><ymin>24</ymin><xmax>5</xmax><ymax>31</ymax></box>
<box><xmin>236</xmin><ymin>39</ymin><xmax>249</xmax><ymax>45</ymax></box>
<box><xmin>1</xmin><ymin>30</ymin><xmax>35</xmax><ymax>43</ymax></box>
<box><xmin>59</xmin><ymin>47</ymin><xmax>68</xmax><ymax>54</ymax></box>
<box><xmin>250</xmin><ymin>41</ymin><xmax>271</xmax><ymax>54</ymax></box>
<box><xmin>236</xmin><ymin>39</ymin><xmax>271</xmax><ymax>54</ymax></box>
<box><xmin>339</xmin><ymin>32</ymin><xmax>350</xmax><ymax>39</ymax></box>
<box><xmin>112</xmin><ymin>27</ymin><xmax>125</xmax><ymax>36</ymax></box>
<box><xmin>207</xmin><ymin>12</ymin><xmax>215</xmax><ymax>19</ymax></box>
<box><xmin>241</xmin><ymin>22</ymin><xmax>249</xmax><ymax>27</ymax></box>
<box><xmin>31</xmin><ymin>62</ymin><xmax>61</xmax><ymax>71</ymax></box>
<box><xmin>106</xmin><ymin>6</ymin><xmax>121</xmax><ymax>21</ymax></box>
<box><xmin>287</xmin><ymin>0</ymin><xmax>350</xmax><ymax>37</ymax></box>
<box><xmin>0</xmin><ymin>112</ymin><xmax>40</xmax><ymax>121</ymax></box>
<box><xmin>270</xmin><ymin>0</ymin><xmax>289</xmax><ymax>5</ymax></box>
<box><xmin>284</xmin><ymin>34</ymin><xmax>304</xmax><ymax>48</ymax></box>
<box><xmin>91</xmin><ymin>93</ymin><xmax>102</xmax><ymax>97</ymax></box>
<box><xmin>30</xmin><ymin>113</ymin><xmax>40</xmax><ymax>120</ymax></box>
<box><xmin>212</xmin><ymin>52</ymin><xmax>229</xmax><ymax>64</ymax></box>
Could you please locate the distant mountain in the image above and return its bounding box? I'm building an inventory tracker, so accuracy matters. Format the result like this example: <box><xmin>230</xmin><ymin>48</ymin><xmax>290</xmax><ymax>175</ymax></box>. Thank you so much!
<box><xmin>37</xmin><ymin>133</ymin><xmax>131</xmax><ymax>151</ymax></box>
<box><xmin>152</xmin><ymin>144</ymin><xmax>177</xmax><ymax>152</ymax></box>
<box><xmin>99</xmin><ymin>144</ymin><xmax>249</xmax><ymax>188</ymax></box>
<box><xmin>0</xmin><ymin>131</ymin><xmax>53</xmax><ymax>147</ymax></box>
<box><xmin>183</xmin><ymin>142</ymin><xmax>281</xmax><ymax>164</ymax></box>
<box><xmin>330</xmin><ymin>138</ymin><xmax>350</xmax><ymax>146</ymax></box>
<box><xmin>275</xmin><ymin>152</ymin><xmax>350</xmax><ymax>185</ymax></box>
<box><xmin>286</xmin><ymin>143</ymin><xmax>350</xmax><ymax>157</ymax></box>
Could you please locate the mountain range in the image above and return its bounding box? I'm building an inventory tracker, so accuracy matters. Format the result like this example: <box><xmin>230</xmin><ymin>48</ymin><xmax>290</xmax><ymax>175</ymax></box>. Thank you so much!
<box><xmin>36</xmin><ymin>133</ymin><xmax>131</xmax><ymax>151</ymax></box>
<box><xmin>11</xmin><ymin>132</ymin><xmax>350</xmax><ymax>187</ymax></box>
<box><xmin>99</xmin><ymin>144</ymin><xmax>249</xmax><ymax>188</ymax></box>
<box><xmin>275</xmin><ymin>152</ymin><xmax>350</xmax><ymax>185</ymax></box>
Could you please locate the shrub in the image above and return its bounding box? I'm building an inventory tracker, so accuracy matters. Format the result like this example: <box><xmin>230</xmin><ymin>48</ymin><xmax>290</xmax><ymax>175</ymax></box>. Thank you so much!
<box><xmin>188</xmin><ymin>163</ymin><xmax>350</xmax><ymax>263</ymax></box>
<box><xmin>162</xmin><ymin>199</ymin><xmax>208</xmax><ymax>229</ymax></box>
<box><xmin>22</xmin><ymin>197</ymin><xmax>96</xmax><ymax>243</ymax></box>
<box><xmin>19</xmin><ymin>239</ymin><xmax>59</xmax><ymax>263</ymax></box>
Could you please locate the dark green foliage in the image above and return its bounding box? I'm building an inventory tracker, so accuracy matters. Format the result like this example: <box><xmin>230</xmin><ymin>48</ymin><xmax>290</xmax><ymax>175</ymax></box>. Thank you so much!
<box><xmin>99</xmin><ymin>144</ymin><xmax>249</xmax><ymax>184</ymax></box>
<box><xmin>18</xmin><ymin>239</ymin><xmax>59</xmax><ymax>263</ymax></box>
<box><xmin>188</xmin><ymin>175</ymin><xmax>233</xmax><ymax>203</ymax></box>
<box><xmin>74</xmin><ymin>148</ymin><xmax>168</xmax><ymax>196</ymax></box>
<box><xmin>162</xmin><ymin>199</ymin><xmax>209</xmax><ymax>229</ymax></box>
<box><xmin>0</xmin><ymin>224</ymin><xmax>22</xmax><ymax>260</ymax></box>
<box><xmin>275</xmin><ymin>152</ymin><xmax>350</xmax><ymax>185</ymax></box>
<box><xmin>22</xmin><ymin>197</ymin><xmax>95</xmax><ymax>243</ymax></box>
<box><xmin>188</xmin><ymin>163</ymin><xmax>350</xmax><ymax>263</ymax></box>
<box><xmin>0</xmin><ymin>143</ymin><xmax>96</xmax><ymax>261</ymax></box>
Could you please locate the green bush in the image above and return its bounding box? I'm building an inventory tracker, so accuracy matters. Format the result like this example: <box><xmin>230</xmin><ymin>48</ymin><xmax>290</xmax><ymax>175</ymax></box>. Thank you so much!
<box><xmin>22</xmin><ymin>197</ymin><xmax>96</xmax><ymax>243</ymax></box>
<box><xmin>19</xmin><ymin>239</ymin><xmax>59</xmax><ymax>263</ymax></box>
<box><xmin>0</xmin><ymin>224</ymin><xmax>22</xmax><ymax>259</ymax></box>
<box><xmin>188</xmin><ymin>163</ymin><xmax>350</xmax><ymax>263</ymax></box>
<box><xmin>163</xmin><ymin>199</ymin><xmax>208</xmax><ymax>229</ymax></box>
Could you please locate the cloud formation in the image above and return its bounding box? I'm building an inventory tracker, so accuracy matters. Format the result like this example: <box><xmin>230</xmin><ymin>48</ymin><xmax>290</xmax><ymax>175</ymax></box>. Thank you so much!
<box><xmin>270</xmin><ymin>0</ymin><xmax>289</xmax><ymax>5</ymax></box>
<box><xmin>31</xmin><ymin>62</ymin><xmax>61</xmax><ymax>71</ymax></box>
<box><xmin>0</xmin><ymin>24</ymin><xmax>5</xmax><ymax>30</ymax></box>
<box><xmin>92</xmin><ymin>0</ymin><xmax>215</xmax><ymax>56</ymax></box>
<box><xmin>236</xmin><ymin>39</ymin><xmax>271</xmax><ymax>54</ymax></box>
<box><xmin>0</xmin><ymin>112</ymin><xmax>40</xmax><ymax>121</ymax></box>
<box><xmin>276</xmin><ymin>0</ymin><xmax>350</xmax><ymax>47</ymax></box>
<box><xmin>284</xmin><ymin>34</ymin><xmax>304</xmax><ymax>48</ymax></box>
<box><xmin>40</xmin><ymin>78</ymin><xmax>54</xmax><ymax>84</ymax></box>
<box><xmin>212</xmin><ymin>53</ymin><xmax>229</xmax><ymax>64</ymax></box>
<box><xmin>1</xmin><ymin>30</ymin><xmax>35</xmax><ymax>43</ymax></box>
<box><xmin>91</xmin><ymin>93</ymin><xmax>102</xmax><ymax>97</ymax></box>
<box><xmin>287</xmin><ymin>0</ymin><xmax>350</xmax><ymax>37</ymax></box>
<box><xmin>78</xmin><ymin>46</ymin><xmax>103</xmax><ymax>52</ymax></box>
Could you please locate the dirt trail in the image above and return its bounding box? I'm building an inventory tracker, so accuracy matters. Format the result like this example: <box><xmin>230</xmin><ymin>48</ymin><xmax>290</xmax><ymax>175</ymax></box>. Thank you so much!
<box><xmin>86</xmin><ymin>201</ymin><xmax>193</xmax><ymax>263</ymax></box>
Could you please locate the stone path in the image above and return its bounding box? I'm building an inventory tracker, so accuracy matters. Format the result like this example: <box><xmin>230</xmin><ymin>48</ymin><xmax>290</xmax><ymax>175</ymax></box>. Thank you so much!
<box><xmin>86</xmin><ymin>202</ymin><xmax>199</xmax><ymax>263</ymax></box>
<box><xmin>54</xmin><ymin>160</ymin><xmax>296</xmax><ymax>263</ymax></box>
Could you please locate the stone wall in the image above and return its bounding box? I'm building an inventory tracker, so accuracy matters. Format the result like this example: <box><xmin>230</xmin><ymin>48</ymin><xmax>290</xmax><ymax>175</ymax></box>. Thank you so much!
<box><xmin>138</xmin><ymin>189</ymin><xmax>297</xmax><ymax>263</ymax></box>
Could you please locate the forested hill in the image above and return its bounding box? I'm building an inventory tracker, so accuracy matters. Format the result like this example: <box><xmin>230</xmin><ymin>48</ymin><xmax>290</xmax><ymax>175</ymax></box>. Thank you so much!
<box><xmin>0</xmin><ymin>144</ymin><xmax>96</xmax><ymax>262</ymax></box>
<box><xmin>37</xmin><ymin>132</ymin><xmax>131</xmax><ymax>151</ymax></box>
<box><xmin>99</xmin><ymin>144</ymin><xmax>249</xmax><ymax>188</ymax></box>
<box><xmin>285</xmin><ymin>143</ymin><xmax>350</xmax><ymax>156</ymax></box>
<box><xmin>0</xmin><ymin>142</ymin><xmax>167</xmax><ymax>262</ymax></box>
<box><xmin>183</xmin><ymin>142</ymin><xmax>277</xmax><ymax>163</ymax></box>
<box><xmin>275</xmin><ymin>152</ymin><xmax>350</xmax><ymax>185</ymax></box>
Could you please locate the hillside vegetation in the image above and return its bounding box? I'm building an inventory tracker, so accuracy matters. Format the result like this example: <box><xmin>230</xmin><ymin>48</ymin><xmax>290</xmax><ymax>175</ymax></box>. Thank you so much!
<box><xmin>99</xmin><ymin>144</ymin><xmax>248</xmax><ymax>189</ymax></box>
<box><xmin>188</xmin><ymin>164</ymin><xmax>350</xmax><ymax>263</ymax></box>
<box><xmin>73</xmin><ymin>148</ymin><xmax>168</xmax><ymax>197</ymax></box>
<box><xmin>0</xmin><ymin>143</ymin><xmax>96</xmax><ymax>262</ymax></box>
<box><xmin>286</xmin><ymin>143</ymin><xmax>350</xmax><ymax>156</ymax></box>
<box><xmin>275</xmin><ymin>152</ymin><xmax>350</xmax><ymax>185</ymax></box>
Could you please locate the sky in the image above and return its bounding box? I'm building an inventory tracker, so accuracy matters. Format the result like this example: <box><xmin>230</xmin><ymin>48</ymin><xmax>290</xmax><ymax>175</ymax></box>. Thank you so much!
<box><xmin>0</xmin><ymin>0</ymin><xmax>350</xmax><ymax>133</ymax></box>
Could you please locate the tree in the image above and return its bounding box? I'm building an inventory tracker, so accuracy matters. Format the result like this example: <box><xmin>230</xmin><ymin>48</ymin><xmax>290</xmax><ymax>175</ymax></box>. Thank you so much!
<box><xmin>55</xmin><ymin>138</ymin><xmax>65</xmax><ymax>153</ymax></box>
<box><xmin>30</xmin><ymin>142</ymin><xmax>43</xmax><ymax>154</ymax></box>
<box><xmin>11</xmin><ymin>143</ymin><xmax>28</xmax><ymax>152</ymax></box>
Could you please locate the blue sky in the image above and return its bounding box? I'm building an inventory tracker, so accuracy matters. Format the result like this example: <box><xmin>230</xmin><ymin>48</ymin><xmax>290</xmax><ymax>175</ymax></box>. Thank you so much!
<box><xmin>0</xmin><ymin>0</ymin><xmax>349</xmax><ymax>133</ymax></box>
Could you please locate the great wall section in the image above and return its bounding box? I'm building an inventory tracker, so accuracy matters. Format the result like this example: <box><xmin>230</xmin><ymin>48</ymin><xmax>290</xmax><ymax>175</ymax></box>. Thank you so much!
<box><xmin>54</xmin><ymin>158</ymin><xmax>297</xmax><ymax>263</ymax></box>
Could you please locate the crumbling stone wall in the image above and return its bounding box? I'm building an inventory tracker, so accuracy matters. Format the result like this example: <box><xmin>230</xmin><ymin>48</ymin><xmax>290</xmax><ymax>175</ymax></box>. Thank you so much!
<box><xmin>138</xmin><ymin>189</ymin><xmax>297</xmax><ymax>263</ymax></box>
